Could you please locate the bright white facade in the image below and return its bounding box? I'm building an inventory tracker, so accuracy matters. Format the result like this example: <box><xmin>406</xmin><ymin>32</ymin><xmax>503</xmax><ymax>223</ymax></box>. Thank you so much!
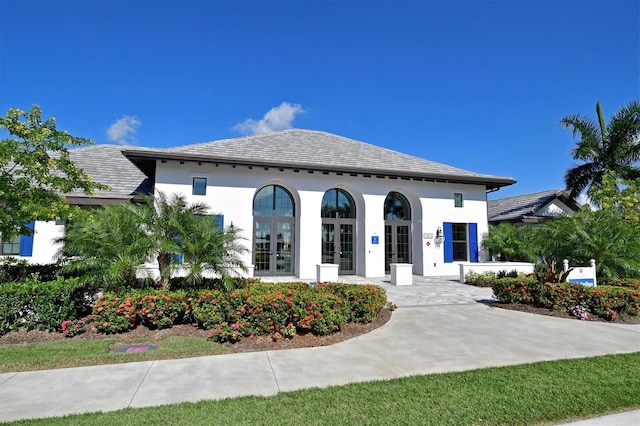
<box><xmin>154</xmin><ymin>162</ymin><xmax>493</xmax><ymax>278</ymax></box>
<box><xmin>3</xmin><ymin>130</ymin><xmax>516</xmax><ymax>278</ymax></box>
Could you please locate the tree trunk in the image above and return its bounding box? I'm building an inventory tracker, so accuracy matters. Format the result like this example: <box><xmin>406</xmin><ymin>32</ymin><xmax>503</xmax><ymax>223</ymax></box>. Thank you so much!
<box><xmin>157</xmin><ymin>253</ymin><xmax>172</xmax><ymax>291</ymax></box>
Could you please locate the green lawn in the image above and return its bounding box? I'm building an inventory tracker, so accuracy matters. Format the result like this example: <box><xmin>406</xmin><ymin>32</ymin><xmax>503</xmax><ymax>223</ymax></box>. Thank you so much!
<box><xmin>7</xmin><ymin>352</ymin><xmax>640</xmax><ymax>425</ymax></box>
<box><xmin>0</xmin><ymin>336</ymin><xmax>227</xmax><ymax>372</ymax></box>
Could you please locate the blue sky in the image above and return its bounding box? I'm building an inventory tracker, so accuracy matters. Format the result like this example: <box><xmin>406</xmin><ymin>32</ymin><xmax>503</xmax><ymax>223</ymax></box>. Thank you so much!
<box><xmin>1</xmin><ymin>0</ymin><xmax>638</xmax><ymax>200</ymax></box>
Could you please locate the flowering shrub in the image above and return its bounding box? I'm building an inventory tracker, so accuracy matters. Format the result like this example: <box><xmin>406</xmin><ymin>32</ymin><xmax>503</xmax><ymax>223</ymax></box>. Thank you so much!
<box><xmin>138</xmin><ymin>291</ymin><xmax>188</xmax><ymax>329</ymax></box>
<box><xmin>569</xmin><ymin>304</ymin><xmax>589</xmax><ymax>320</ymax></box>
<box><xmin>207</xmin><ymin>322</ymin><xmax>245</xmax><ymax>343</ymax></box>
<box><xmin>192</xmin><ymin>290</ymin><xmax>235</xmax><ymax>330</ymax></box>
<box><xmin>93</xmin><ymin>294</ymin><xmax>137</xmax><ymax>334</ymax></box>
<box><xmin>280</xmin><ymin>322</ymin><xmax>296</xmax><ymax>338</ymax></box>
<box><xmin>238</xmin><ymin>287</ymin><xmax>295</xmax><ymax>335</ymax></box>
<box><xmin>601</xmin><ymin>279</ymin><xmax>640</xmax><ymax>289</ymax></box>
<box><xmin>594</xmin><ymin>307</ymin><xmax>618</xmax><ymax>321</ymax></box>
<box><xmin>320</xmin><ymin>283</ymin><xmax>386</xmax><ymax>323</ymax></box>
<box><xmin>292</xmin><ymin>289</ymin><xmax>348</xmax><ymax>335</ymax></box>
<box><xmin>493</xmin><ymin>278</ymin><xmax>639</xmax><ymax>321</ymax></box>
<box><xmin>491</xmin><ymin>278</ymin><xmax>542</xmax><ymax>304</ymax></box>
<box><xmin>385</xmin><ymin>302</ymin><xmax>398</xmax><ymax>311</ymax></box>
<box><xmin>61</xmin><ymin>319</ymin><xmax>85</xmax><ymax>337</ymax></box>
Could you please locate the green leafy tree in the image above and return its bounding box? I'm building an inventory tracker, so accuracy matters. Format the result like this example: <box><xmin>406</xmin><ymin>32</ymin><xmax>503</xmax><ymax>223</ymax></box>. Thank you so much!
<box><xmin>0</xmin><ymin>105</ymin><xmax>109</xmax><ymax>239</ymax></box>
<box><xmin>59</xmin><ymin>204</ymin><xmax>155</xmax><ymax>289</ymax></box>
<box><xmin>591</xmin><ymin>171</ymin><xmax>640</xmax><ymax>224</ymax></box>
<box><xmin>561</xmin><ymin>100</ymin><xmax>640</xmax><ymax>200</ymax></box>
<box><xmin>481</xmin><ymin>222</ymin><xmax>538</xmax><ymax>262</ymax></box>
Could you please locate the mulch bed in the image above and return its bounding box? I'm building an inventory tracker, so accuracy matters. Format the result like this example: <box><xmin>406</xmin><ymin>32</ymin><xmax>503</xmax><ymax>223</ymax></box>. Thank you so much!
<box><xmin>489</xmin><ymin>302</ymin><xmax>640</xmax><ymax>324</ymax></box>
<box><xmin>0</xmin><ymin>310</ymin><xmax>393</xmax><ymax>352</ymax></box>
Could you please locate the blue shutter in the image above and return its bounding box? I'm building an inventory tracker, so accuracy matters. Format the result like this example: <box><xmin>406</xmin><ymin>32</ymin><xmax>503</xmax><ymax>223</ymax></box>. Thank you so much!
<box><xmin>19</xmin><ymin>221</ymin><xmax>35</xmax><ymax>257</ymax></box>
<box><xmin>212</xmin><ymin>214</ymin><xmax>224</xmax><ymax>230</ymax></box>
<box><xmin>469</xmin><ymin>223</ymin><xmax>478</xmax><ymax>262</ymax></box>
<box><xmin>173</xmin><ymin>254</ymin><xmax>183</xmax><ymax>264</ymax></box>
<box><xmin>443</xmin><ymin>222</ymin><xmax>453</xmax><ymax>263</ymax></box>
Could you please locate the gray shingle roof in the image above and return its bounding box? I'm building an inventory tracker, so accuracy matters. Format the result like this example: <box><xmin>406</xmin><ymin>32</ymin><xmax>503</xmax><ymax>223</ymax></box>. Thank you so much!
<box><xmin>65</xmin><ymin>144</ymin><xmax>151</xmax><ymax>201</ymax></box>
<box><xmin>488</xmin><ymin>189</ymin><xmax>581</xmax><ymax>223</ymax></box>
<box><xmin>124</xmin><ymin>129</ymin><xmax>515</xmax><ymax>187</ymax></box>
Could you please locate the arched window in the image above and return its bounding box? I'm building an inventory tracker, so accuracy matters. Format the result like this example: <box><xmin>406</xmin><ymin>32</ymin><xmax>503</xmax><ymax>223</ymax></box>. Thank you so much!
<box><xmin>321</xmin><ymin>189</ymin><xmax>355</xmax><ymax>218</ymax></box>
<box><xmin>254</xmin><ymin>185</ymin><xmax>294</xmax><ymax>217</ymax></box>
<box><xmin>253</xmin><ymin>185</ymin><xmax>295</xmax><ymax>276</ymax></box>
<box><xmin>384</xmin><ymin>192</ymin><xmax>411</xmax><ymax>220</ymax></box>
<box><xmin>384</xmin><ymin>191</ymin><xmax>412</xmax><ymax>272</ymax></box>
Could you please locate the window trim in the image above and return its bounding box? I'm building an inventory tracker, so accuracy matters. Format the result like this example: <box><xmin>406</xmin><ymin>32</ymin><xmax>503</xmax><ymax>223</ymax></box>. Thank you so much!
<box><xmin>192</xmin><ymin>177</ymin><xmax>207</xmax><ymax>196</ymax></box>
<box><xmin>454</xmin><ymin>192</ymin><xmax>463</xmax><ymax>208</ymax></box>
<box><xmin>1</xmin><ymin>235</ymin><xmax>21</xmax><ymax>255</ymax></box>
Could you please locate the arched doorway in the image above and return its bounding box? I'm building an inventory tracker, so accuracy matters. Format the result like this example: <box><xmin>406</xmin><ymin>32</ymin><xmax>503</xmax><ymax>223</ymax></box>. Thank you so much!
<box><xmin>321</xmin><ymin>188</ymin><xmax>356</xmax><ymax>274</ymax></box>
<box><xmin>384</xmin><ymin>191</ymin><xmax>412</xmax><ymax>273</ymax></box>
<box><xmin>253</xmin><ymin>185</ymin><xmax>295</xmax><ymax>276</ymax></box>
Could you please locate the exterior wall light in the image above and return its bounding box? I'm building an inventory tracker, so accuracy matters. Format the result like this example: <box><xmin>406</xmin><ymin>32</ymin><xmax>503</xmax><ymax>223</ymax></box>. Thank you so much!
<box><xmin>434</xmin><ymin>227</ymin><xmax>445</xmax><ymax>246</ymax></box>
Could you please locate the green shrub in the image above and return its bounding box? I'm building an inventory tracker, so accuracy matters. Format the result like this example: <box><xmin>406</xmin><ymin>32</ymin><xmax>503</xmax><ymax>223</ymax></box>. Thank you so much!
<box><xmin>0</xmin><ymin>258</ymin><xmax>62</xmax><ymax>283</ymax></box>
<box><xmin>292</xmin><ymin>288</ymin><xmax>348</xmax><ymax>335</ymax></box>
<box><xmin>465</xmin><ymin>271</ymin><xmax>497</xmax><ymax>287</ymax></box>
<box><xmin>496</xmin><ymin>280</ymin><xmax>640</xmax><ymax>321</ymax></box>
<box><xmin>491</xmin><ymin>277</ymin><xmax>542</xmax><ymax>304</ymax></box>
<box><xmin>191</xmin><ymin>290</ymin><xmax>234</xmax><ymax>330</ymax></box>
<box><xmin>321</xmin><ymin>283</ymin><xmax>386</xmax><ymax>323</ymax></box>
<box><xmin>0</xmin><ymin>276</ymin><xmax>93</xmax><ymax>335</ymax></box>
<box><xmin>138</xmin><ymin>291</ymin><xmax>189</xmax><ymax>329</ymax></box>
<box><xmin>93</xmin><ymin>294</ymin><xmax>137</xmax><ymax>334</ymax></box>
<box><xmin>237</xmin><ymin>287</ymin><xmax>295</xmax><ymax>335</ymax></box>
<box><xmin>601</xmin><ymin>279</ymin><xmax>640</xmax><ymax>289</ymax></box>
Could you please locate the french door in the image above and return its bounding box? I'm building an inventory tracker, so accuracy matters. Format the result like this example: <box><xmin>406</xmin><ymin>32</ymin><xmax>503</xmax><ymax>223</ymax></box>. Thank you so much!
<box><xmin>321</xmin><ymin>221</ymin><xmax>355</xmax><ymax>274</ymax></box>
<box><xmin>385</xmin><ymin>222</ymin><xmax>411</xmax><ymax>273</ymax></box>
<box><xmin>254</xmin><ymin>219</ymin><xmax>294</xmax><ymax>275</ymax></box>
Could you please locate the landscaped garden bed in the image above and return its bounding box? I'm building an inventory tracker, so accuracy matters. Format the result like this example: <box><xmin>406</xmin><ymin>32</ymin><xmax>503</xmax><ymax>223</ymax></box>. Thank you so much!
<box><xmin>466</xmin><ymin>272</ymin><xmax>640</xmax><ymax>323</ymax></box>
<box><xmin>0</xmin><ymin>277</ymin><xmax>393</xmax><ymax>350</ymax></box>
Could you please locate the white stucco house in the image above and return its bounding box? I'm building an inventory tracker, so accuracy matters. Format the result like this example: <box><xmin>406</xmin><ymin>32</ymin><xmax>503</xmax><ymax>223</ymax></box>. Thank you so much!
<box><xmin>2</xmin><ymin>129</ymin><xmax>516</xmax><ymax>278</ymax></box>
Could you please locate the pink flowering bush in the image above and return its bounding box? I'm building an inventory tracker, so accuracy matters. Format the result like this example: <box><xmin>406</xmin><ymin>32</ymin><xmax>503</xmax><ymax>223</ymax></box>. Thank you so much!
<box><xmin>61</xmin><ymin>319</ymin><xmax>85</xmax><ymax>337</ymax></box>
<box><xmin>207</xmin><ymin>322</ymin><xmax>245</xmax><ymax>343</ymax></box>
<box><xmin>569</xmin><ymin>304</ymin><xmax>589</xmax><ymax>320</ymax></box>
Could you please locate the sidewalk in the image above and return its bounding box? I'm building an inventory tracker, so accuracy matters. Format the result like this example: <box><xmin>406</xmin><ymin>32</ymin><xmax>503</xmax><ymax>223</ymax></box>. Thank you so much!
<box><xmin>1</xmin><ymin>276</ymin><xmax>639</xmax><ymax>422</ymax></box>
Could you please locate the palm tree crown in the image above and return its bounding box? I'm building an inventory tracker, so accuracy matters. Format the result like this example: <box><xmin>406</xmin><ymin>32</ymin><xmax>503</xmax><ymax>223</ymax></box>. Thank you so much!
<box><xmin>561</xmin><ymin>100</ymin><xmax>640</xmax><ymax>199</ymax></box>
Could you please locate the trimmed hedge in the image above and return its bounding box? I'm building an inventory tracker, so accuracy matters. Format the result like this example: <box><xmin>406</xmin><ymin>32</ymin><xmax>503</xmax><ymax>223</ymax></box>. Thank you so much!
<box><xmin>491</xmin><ymin>278</ymin><xmax>640</xmax><ymax>320</ymax></box>
<box><xmin>0</xmin><ymin>259</ymin><xmax>62</xmax><ymax>283</ymax></box>
<box><xmin>95</xmin><ymin>282</ymin><xmax>388</xmax><ymax>337</ymax></box>
<box><xmin>0</xmin><ymin>277</ymin><xmax>94</xmax><ymax>335</ymax></box>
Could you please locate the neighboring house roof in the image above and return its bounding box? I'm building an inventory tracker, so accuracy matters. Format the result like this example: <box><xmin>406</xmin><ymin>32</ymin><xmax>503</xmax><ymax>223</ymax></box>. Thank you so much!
<box><xmin>64</xmin><ymin>144</ymin><xmax>151</xmax><ymax>204</ymax></box>
<box><xmin>488</xmin><ymin>189</ymin><xmax>582</xmax><ymax>224</ymax></box>
<box><xmin>123</xmin><ymin>129</ymin><xmax>515</xmax><ymax>189</ymax></box>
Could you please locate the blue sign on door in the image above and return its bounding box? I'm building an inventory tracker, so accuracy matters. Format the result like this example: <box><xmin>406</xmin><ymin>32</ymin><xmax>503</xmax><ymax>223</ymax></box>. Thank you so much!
<box><xmin>371</xmin><ymin>236</ymin><xmax>379</xmax><ymax>245</ymax></box>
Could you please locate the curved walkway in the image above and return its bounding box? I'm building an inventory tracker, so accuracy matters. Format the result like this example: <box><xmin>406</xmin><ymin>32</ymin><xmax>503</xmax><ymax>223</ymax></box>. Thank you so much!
<box><xmin>0</xmin><ymin>276</ymin><xmax>638</xmax><ymax>423</ymax></box>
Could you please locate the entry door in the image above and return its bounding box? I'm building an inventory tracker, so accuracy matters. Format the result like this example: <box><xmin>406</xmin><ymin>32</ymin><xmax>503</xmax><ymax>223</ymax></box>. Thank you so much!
<box><xmin>322</xmin><ymin>222</ymin><xmax>355</xmax><ymax>274</ymax></box>
<box><xmin>385</xmin><ymin>222</ymin><xmax>411</xmax><ymax>273</ymax></box>
<box><xmin>254</xmin><ymin>220</ymin><xmax>293</xmax><ymax>275</ymax></box>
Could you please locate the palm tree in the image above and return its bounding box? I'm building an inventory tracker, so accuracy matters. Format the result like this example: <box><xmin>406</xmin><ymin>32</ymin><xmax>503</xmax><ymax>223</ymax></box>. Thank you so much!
<box><xmin>561</xmin><ymin>100</ymin><xmax>640</xmax><ymax>200</ymax></box>
<box><xmin>481</xmin><ymin>222</ymin><xmax>538</xmax><ymax>262</ymax></box>
<box><xmin>134</xmin><ymin>192</ymin><xmax>210</xmax><ymax>290</ymax></box>
<box><xmin>58</xmin><ymin>204</ymin><xmax>155</xmax><ymax>289</ymax></box>
<box><xmin>180</xmin><ymin>215</ymin><xmax>248</xmax><ymax>290</ymax></box>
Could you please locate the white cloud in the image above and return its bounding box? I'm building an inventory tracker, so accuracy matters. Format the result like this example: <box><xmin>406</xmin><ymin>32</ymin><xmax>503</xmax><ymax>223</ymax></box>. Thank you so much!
<box><xmin>106</xmin><ymin>115</ymin><xmax>141</xmax><ymax>145</ymax></box>
<box><xmin>233</xmin><ymin>102</ymin><xmax>306</xmax><ymax>135</ymax></box>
